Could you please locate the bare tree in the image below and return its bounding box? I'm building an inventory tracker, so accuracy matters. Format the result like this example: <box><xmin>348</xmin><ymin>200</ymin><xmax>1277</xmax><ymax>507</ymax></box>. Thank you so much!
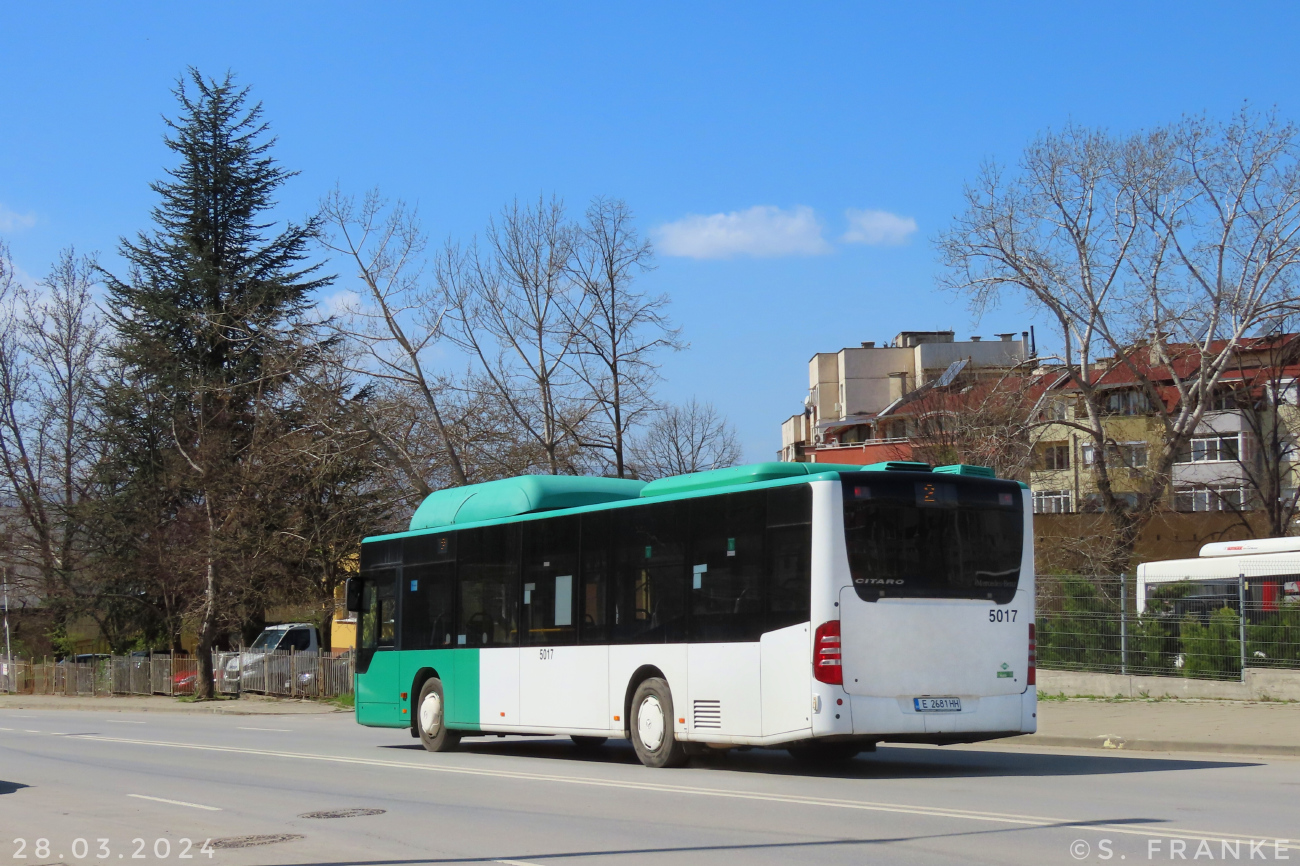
<box><xmin>629</xmin><ymin>398</ymin><xmax>741</xmax><ymax>480</ymax></box>
<box><xmin>940</xmin><ymin>110</ymin><xmax>1300</xmax><ymax>573</ymax></box>
<box><xmin>0</xmin><ymin>244</ymin><xmax>105</xmax><ymax>633</ymax></box>
<box><xmin>1184</xmin><ymin>329</ymin><xmax>1300</xmax><ymax>538</ymax></box>
<box><xmin>906</xmin><ymin>369</ymin><xmax>1040</xmax><ymax>481</ymax></box>
<box><xmin>318</xmin><ymin>188</ymin><xmax>468</xmax><ymax>493</ymax></box>
<box><xmin>439</xmin><ymin>196</ymin><xmax>590</xmax><ymax>475</ymax></box>
<box><xmin>567</xmin><ymin>197</ymin><xmax>681</xmax><ymax>477</ymax></box>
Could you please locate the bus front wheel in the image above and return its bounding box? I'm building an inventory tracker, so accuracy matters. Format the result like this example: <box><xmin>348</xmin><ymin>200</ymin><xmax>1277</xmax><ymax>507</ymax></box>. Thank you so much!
<box><xmin>630</xmin><ymin>678</ymin><xmax>688</xmax><ymax>768</ymax></box>
<box><xmin>416</xmin><ymin>677</ymin><xmax>461</xmax><ymax>753</ymax></box>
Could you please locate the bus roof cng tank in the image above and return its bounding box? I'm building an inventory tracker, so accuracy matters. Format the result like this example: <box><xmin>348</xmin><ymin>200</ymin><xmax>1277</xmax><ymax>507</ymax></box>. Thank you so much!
<box><xmin>408</xmin><ymin>475</ymin><xmax>645</xmax><ymax>532</ymax></box>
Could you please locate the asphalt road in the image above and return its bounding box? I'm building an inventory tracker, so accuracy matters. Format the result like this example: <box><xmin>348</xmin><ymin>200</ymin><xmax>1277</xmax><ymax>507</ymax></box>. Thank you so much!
<box><xmin>1</xmin><ymin>708</ymin><xmax>1296</xmax><ymax>866</ymax></box>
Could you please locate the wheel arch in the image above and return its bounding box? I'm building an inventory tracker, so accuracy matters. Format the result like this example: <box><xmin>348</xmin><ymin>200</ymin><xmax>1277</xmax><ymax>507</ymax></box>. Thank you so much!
<box><xmin>409</xmin><ymin>666</ymin><xmax>441</xmax><ymax>732</ymax></box>
<box><xmin>623</xmin><ymin>664</ymin><xmax>667</xmax><ymax>736</ymax></box>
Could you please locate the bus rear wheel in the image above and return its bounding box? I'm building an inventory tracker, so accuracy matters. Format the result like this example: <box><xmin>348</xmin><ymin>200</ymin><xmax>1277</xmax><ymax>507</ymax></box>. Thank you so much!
<box><xmin>630</xmin><ymin>678</ymin><xmax>688</xmax><ymax>768</ymax></box>
<box><xmin>416</xmin><ymin>677</ymin><xmax>461</xmax><ymax>753</ymax></box>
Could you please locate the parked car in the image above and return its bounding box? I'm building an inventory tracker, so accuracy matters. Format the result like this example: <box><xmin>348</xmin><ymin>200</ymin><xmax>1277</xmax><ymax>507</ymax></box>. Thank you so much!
<box><xmin>173</xmin><ymin>669</ymin><xmax>197</xmax><ymax>695</ymax></box>
<box><xmin>223</xmin><ymin>623</ymin><xmax>320</xmax><ymax>692</ymax></box>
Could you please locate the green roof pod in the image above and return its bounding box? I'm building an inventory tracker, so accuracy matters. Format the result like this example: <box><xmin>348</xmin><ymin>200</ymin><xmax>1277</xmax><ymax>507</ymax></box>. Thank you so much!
<box><xmin>855</xmin><ymin>461</ymin><xmax>932</xmax><ymax>473</ymax></box>
<box><xmin>933</xmin><ymin>464</ymin><xmax>997</xmax><ymax>478</ymax></box>
<box><xmin>638</xmin><ymin>462</ymin><xmax>810</xmax><ymax>498</ymax></box>
<box><xmin>408</xmin><ymin>475</ymin><xmax>645</xmax><ymax>532</ymax></box>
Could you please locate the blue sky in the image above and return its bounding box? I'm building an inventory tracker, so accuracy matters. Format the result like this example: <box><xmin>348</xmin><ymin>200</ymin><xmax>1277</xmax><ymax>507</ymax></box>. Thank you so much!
<box><xmin>3</xmin><ymin>3</ymin><xmax>1298</xmax><ymax>459</ymax></box>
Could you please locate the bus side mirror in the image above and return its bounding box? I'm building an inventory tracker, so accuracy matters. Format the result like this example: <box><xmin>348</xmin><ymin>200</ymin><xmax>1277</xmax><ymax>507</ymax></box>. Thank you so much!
<box><xmin>345</xmin><ymin>578</ymin><xmax>362</xmax><ymax>613</ymax></box>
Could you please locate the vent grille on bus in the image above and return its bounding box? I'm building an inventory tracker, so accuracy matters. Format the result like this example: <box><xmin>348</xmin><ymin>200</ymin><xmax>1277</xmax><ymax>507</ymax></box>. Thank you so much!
<box><xmin>693</xmin><ymin>700</ymin><xmax>722</xmax><ymax>729</ymax></box>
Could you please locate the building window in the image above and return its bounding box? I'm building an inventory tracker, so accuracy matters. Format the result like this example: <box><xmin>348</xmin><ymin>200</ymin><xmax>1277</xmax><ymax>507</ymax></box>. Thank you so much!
<box><xmin>1177</xmin><ymin>434</ymin><xmax>1241</xmax><ymax>464</ymax></box>
<box><xmin>1207</xmin><ymin>388</ymin><xmax>1240</xmax><ymax>412</ymax></box>
<box><xmin>1174</xmin><ymin>486</ymin><xmax>1251</xmax><ymax>512</ymax></box>
<box><xmin>1119</xmin><ymin>443</ymin><xmax>1147</xmax><ymax>469</ymax></box>
<box><xmin>1038</xmin><ymin>399</ymin><xmax>1070</xmax><ymax>422</ymax></box>
<box><xmin>1080</xmin><ymin>441</ymin><xmax>1147</xmax><ymax>469</ymax></box>
<box><xmin>1037</xmin><ymin>443</ymin><xmax>1071</xmax><ymax>471</ymax></box>
<box><xmin>1081</xmin><ymin>492</ymin><xmax>1140</xmax><ymax>513</ymax></box>
<box><xmin>1102</xmin><ymin>389</ymin><xmax>1151</xmax><ymax>416</ymax></box>
<box><xmin>1033</xmin><ymin>490</ymin><xmax>1073</xmax><ymax>514</ymax></box>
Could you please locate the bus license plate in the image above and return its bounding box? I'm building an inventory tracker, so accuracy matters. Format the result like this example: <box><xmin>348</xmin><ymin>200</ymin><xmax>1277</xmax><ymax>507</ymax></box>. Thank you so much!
<box><xmin>913</xmin><ymin>697</ymin><xmax>962</xmax><ymax>713</ymax></box>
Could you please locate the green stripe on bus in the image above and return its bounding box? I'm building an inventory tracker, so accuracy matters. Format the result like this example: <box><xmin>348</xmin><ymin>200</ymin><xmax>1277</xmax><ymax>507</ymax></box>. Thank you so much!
<box><xmin>356</xmin><ymin>648</ymin><xmax>481</xmax><ymax>730</ymax></box>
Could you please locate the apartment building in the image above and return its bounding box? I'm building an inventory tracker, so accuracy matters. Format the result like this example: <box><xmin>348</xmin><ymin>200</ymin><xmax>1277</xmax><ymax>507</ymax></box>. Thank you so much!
<box><xmin>779</xmin><ymin>330</ymin><xmax>1031</xmax><ymax>465</ymax></box>
<box><xmin>1027</xmin><ymin>337</ymin><xmax>1300</xmax><ymax>517</ymax></box>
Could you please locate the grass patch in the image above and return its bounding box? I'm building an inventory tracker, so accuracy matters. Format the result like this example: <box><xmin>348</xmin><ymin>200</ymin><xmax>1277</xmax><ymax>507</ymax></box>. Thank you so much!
<box><xmin>320</xmin><ymin>692</ymin><xmax>354</xmax><ymax>710</ymax></box>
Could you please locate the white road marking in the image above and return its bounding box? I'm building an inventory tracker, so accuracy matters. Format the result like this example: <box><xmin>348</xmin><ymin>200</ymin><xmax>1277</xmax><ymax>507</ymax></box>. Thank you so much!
<box><xmin>23</xmin><ymin>729</ymin><xmax>40</xmax><ymax>733</ymax></box>
<box><xmin>71</xmin><ymin>734</ymin><xmax>1294</xmax><ymax>850</ymax></box>
<box><xmin>104</xmin><ymin>719</ymin><xmax>146</xmax><ymax>724</ymax></box>
<box><xmin>237</xmin><ymin>726</ymin><xmax>292</xmax><ymax>732</ymax></box>
<box><xmin>495</xmin><ymin>860</ymin><xmax>545</xmax><ymax>866</ymax></box>
<box><xmin>0</xmin><ymin>727</ymin><xmax>12</xmax><ymax>731</ymax></box>
<box><xmin>127</xmin><ymin>794</ymin><xmax>221</xmax><ymax>811</ymax></box>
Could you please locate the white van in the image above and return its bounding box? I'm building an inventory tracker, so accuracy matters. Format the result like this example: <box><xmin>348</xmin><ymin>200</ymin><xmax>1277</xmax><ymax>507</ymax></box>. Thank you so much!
<box><xmin>223</xmin><ymin>623</ymin><xmax>320</xmax><ymax>691</ymax></box>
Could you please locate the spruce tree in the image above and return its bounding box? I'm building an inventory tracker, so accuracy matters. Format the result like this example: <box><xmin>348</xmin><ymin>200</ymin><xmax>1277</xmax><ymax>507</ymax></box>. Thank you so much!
<box><xmin>103</xmin><ymin>69</ymin><xmax>330</xmax><ymax>698</ymax></box>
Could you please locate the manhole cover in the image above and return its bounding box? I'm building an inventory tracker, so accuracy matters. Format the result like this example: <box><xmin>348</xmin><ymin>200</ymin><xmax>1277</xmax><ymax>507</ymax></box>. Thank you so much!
<box><xmin>299</xmin><ymin>808</ymin><xmax>386</xmax><ymax>819</ymax></box>
<box><xmin>210</xmin><ymin>834</ymin><xmax>304</xmax><ymax>849</ymax></box>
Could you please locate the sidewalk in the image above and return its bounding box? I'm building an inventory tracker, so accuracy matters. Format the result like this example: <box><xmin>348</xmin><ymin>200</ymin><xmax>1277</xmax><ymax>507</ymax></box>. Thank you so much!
<box><xmin>0</xmin><ymin>693</ymin><xmax>345</xmax><ymax>715</ymax></box>
<box><xmin>1015</xmin><ymin>697</ymin><xmax>1300</xmax><ymax>757</ymax></box>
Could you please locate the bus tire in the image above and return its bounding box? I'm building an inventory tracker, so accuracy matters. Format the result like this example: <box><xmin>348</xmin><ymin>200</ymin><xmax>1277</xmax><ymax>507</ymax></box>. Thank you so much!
<box><xmin>571</xmin><ymin>736</ymin><xmax>608</xmax><ymax>748</ymax></box>
<box><xmin>630</xmin><ymin>677</ymin><xmax>688</xmax><ymax>768</ymax></box>
<box><xmin>416</xmin><ymin>677</ymin><xmax>460</xmax><ymax>753</ymax></box>
<box><xmin>787</xmin><ymin>741</ymin><xmax>860</xmax><ymax>765</ymax></box>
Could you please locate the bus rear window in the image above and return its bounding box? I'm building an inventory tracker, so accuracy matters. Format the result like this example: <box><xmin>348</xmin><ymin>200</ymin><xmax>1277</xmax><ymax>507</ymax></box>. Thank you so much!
<box><xmin>841</xmin><ymin>473</ymin><xmax>1023</xmax><ymax>603</ymax></box>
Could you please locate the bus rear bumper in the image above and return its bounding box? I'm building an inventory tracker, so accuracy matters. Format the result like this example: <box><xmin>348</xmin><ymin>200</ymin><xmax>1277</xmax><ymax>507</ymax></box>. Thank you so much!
<box><xmin>845</xmin><ymin>688</ymin><xmax>1037</xmax><ymax>738</ymax></box>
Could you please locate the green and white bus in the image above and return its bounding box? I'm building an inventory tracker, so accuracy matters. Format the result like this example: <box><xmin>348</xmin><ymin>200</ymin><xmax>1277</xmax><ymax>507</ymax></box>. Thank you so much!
<box><xmin>348</xmin><ymin>461</ymin><xmax>1036</xmax><ymax>768</ymax></box>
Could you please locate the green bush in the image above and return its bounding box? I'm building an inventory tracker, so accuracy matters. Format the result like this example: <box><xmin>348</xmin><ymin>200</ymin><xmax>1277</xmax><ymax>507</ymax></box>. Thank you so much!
<box><xmin>1038</xmin><ymin>578</ymin><xmax>1123</xmax><ymax>671</ymax></box>
<box><xmin>1246</xmin><ymin>608</ymin><xmax>1300</xmax><ymax>666</ymax></box>
<box><xmin>1179</xmin><ymin>607</ymin><xmax>1242</xmax><ymax>679</ymax></box>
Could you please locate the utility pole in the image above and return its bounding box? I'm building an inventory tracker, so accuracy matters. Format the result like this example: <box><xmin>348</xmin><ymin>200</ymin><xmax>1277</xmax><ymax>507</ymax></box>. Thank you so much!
<box><xmin>1239</xmin><ymin>573</ymin><xmax>1248</xmax><ymax>683</ymax></box>
<box><xmin>3</xmin><ymin>567</ymin><xmax>12</xmax><ymax>694</ymax></box>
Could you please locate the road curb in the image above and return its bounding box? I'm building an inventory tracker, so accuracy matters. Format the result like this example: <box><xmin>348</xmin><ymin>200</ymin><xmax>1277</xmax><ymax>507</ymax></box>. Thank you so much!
<box><xmin>0</xmin><ymin>697</ymin><xmax>345</xmax><ymax>715</ymax></box>
<box><xmin>1010</xmin><ymin>734</ymin><xmax>1300</xmax><ymax>757</ymax></box>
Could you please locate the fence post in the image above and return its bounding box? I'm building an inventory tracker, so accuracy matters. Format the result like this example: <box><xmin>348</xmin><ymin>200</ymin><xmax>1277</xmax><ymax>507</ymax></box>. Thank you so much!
<box><xmin>1239</xmin><ymin>572</ymin><xmax>1247</xmax><ymax>682</ymax></box>
<box><xmin>1120</xmin><ymin>573</ymin><xmax>1128</xmax><ymax>676</ymax></box>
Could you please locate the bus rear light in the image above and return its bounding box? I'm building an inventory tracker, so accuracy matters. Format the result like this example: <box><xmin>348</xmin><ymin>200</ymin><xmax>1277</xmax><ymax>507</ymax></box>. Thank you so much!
<box><xmin>1028</xmin><ymin>623</ymin><xmax>1036</xmax><ymax>686</ymax></box>
<box><xmin>814</xmin><ymin>620</ymin><xmax>843</xmax><ymax>685</ymax></box>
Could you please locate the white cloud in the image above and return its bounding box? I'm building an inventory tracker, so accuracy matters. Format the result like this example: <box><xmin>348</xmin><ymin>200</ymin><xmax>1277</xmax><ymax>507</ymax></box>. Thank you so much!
<box><xmin>841</xmin><ymin>208</ymin><xmax>917</xmax><ymax>246</ymax></box>
<box><xmin>308</xmin><ymin>289</ymin><xmax>361</xmax><ymax>325</ymax></box>
<box><xmin>654</xmin><ymin>205</ymin><xmax>831</xmax><ymax>259</ymax></box>
<box><xmin>0</xmin><ymin>203</ymin><xmax>37</xmax><ymax>232</ymax></box>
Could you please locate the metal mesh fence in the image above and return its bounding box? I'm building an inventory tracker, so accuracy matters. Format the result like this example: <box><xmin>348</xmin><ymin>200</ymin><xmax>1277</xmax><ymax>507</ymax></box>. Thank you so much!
<box><xmin>1</xmin><ymin>650</ymin><xmax>354</xmax><ymax>697</ymax></box>
<box><xmin>1038</xmin><ymin>573</ymin><xmax>1300</xmax><ymax>681</ymax></box>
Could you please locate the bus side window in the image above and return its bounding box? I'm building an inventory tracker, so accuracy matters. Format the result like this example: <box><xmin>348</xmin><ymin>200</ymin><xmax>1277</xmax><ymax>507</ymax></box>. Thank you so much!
<box><xmin>360</xmin><ymin>581</ymin><xmax>379</xmax><ymax>650</ymax></box>
<box><xmin>612</xmin><ymin>501</ymin><xmax>687</xmax><ymax>644</ymax></box>
<box><xmin>359</xmin><ymin>568</ymin><xmax>397</xmax><ymax>650</ymax></box>
<box><xmin>579</xmin><ymin>512</ymin><xmax>612</xmax><ymax>645</ymax></box>
<box><xmin>457</xmin><ymin>525</ymin><xmax>520</xmax><ymax>648</ymax></box>
<box><xmin>402</xmin><ymin>560</ymin><xmax>456</xmax><ymax>649</ymax></box>
<box><xmin>521</xmin><ymin>516</ymin><xmax>579</xmax><ymax>647</ymax></box>
<box><xmin>377</xmin><ymin>580</ymin><xmax>397</xmax><ymax>647</ymax></box>
<box><xmin>766</xmin><ymin>485</ymin><xmax>812</xmax><ymax>631</ymax></box>
<box><xmin>688</xmin><ymin>490</ymin><xmax>766</xmax><ymax>642</ymax></box>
